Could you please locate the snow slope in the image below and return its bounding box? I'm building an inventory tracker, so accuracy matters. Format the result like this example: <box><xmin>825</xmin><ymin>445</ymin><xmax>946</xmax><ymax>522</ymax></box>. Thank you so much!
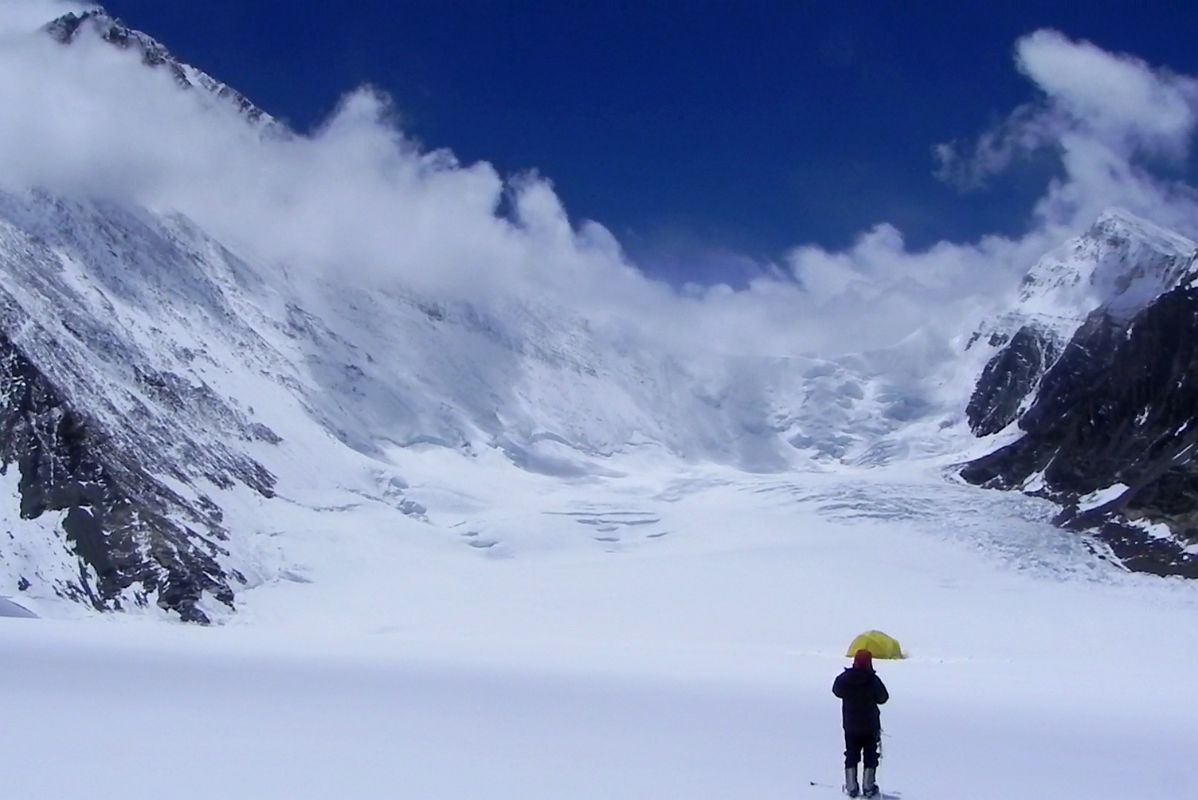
<box><xmin>1</xmin><ymin>456</ymin><xmax>1191</xmax><ymax>800</ymax></box>
<box><xmin>0</xmin><ymin>186</ymin><xmax>967</xmax><ymax>616</ymax></box>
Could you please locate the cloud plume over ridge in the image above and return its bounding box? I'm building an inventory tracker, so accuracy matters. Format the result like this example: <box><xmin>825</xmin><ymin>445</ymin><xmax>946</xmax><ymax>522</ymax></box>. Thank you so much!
<box><xmin>2</xmin><ymin>5</ymin><xmax>1198</xmax><ymax>362</ymax></box>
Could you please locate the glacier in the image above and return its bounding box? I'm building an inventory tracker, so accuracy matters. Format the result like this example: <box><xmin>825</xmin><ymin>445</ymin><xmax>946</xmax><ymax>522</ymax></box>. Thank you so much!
<box><xmin>0</xmin><ymin>7</ymin><xmax>1192</xmax><ymax>800</ymax></box>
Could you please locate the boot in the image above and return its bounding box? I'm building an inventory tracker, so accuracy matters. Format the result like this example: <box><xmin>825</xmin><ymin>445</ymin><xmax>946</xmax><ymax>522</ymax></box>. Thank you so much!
<box><xmin>862</xmin><ymin>767</ymin><xmax>878</xmax><ymax>798</ymax></box>
<box><xmin>843</xmin><ymin>766</ymin><xmax>860</xmax><ymax>797</ymax></box>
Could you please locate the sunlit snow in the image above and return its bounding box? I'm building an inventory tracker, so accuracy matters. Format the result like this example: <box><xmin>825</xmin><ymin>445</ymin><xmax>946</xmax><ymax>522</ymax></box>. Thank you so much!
<box><xmin>0</xmin><ymin>7</ymin><xmax>1192</xmax><ymax>800</ymax></box>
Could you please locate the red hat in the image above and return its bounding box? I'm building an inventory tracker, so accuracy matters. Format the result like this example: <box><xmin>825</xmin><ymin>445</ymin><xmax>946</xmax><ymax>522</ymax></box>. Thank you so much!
<box><xmin>852</xmin><ymin>649</ymin><xmax>873</xmax><ymax>670</ymax></box>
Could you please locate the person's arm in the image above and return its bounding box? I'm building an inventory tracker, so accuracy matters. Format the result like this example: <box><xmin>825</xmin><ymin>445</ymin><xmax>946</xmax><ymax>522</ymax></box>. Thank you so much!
<box><xmin>873</xmin><ymin>675</ymin><xmax>889</xmax><ymax>705</ymax></box>
<box><xmin>832</xmin><ymin>671</ymin><xmax>846</xmax><ymax>698</ymax></box>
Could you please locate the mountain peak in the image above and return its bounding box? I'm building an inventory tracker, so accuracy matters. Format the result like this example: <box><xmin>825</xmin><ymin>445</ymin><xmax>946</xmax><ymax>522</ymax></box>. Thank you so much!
<box><xmin>44</xmin><ymin>7</ymin><xmax>276</xmax><ymax>129</ymax></box>
<box><xmin>46</xmin><ymin>8</ymin><xmax>156</xmax><ymax>56</ymax></box>
<box><xmin>1088</xmin><ymin>207</ymin><xmax>1197</xmax><ymax>257</ymax></box>
<box><xmin>1013</xmin><ymin>209</ymin><xmax>1198</xmax><ymax>326</ymax></box>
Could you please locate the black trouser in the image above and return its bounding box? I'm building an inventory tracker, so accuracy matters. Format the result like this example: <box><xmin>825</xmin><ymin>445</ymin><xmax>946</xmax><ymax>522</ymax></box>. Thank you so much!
<box><xmin>844</xmin><ymin>730</ymin><xmax>880</xmax><ymax>769</ymax></box>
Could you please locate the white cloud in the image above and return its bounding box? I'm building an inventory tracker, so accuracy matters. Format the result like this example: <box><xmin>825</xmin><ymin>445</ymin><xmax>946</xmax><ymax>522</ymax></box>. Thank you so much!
<box><xmin>937</xmin><ymin>30</ymin><xmax>1198</xmax><ymax>236</ymax></box>
<box><xmin>2</xmin><ymin>5</ymin><xmax>1198</xmax><ymax>369</ymax></box>
<box><xmin>933</xmin><ymin>104</ymin><xmax>1062</xmax><ymax>190</ymax></box>
<box><xmin>1017</xmin><ymin>29</ymin><xmax>1198</xmax><ymax>156</ymax></box>
<box><xmin>0</xmin><ymin>0</ymin><xmax>87</xmax><ymax>38</ymax></box>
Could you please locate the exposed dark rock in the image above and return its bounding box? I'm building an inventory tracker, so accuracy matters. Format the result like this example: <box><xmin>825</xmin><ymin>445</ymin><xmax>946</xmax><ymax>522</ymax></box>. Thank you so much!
<box><xmin>0</xmin><ymin>325</ymin><xmax>243</xmax><ymax>621</ymax></box>
<box><xmin>46</xmin><ymin>9</ymin><xmax>273</xmax><ymax>128</ymax></box>
<box><xmin>962</xmin><ymin>284</ymin><xmax>1198</xmax><ymax>577</ymax></box>
<box><xmin>966</xmin><ymin>326</ymin><xmax>1059</xmax><ymax>436</ymax></box>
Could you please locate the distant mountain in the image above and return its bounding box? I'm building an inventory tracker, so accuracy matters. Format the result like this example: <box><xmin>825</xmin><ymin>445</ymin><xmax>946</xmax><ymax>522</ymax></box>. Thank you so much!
<box><xmin>962</xmin><ymin>210</ymin><xmax>1198</xmax><ymax>577</ymax></box>
<box><xmin>0</xmin><ymin>8</ymin><xmax>924</xmax><ymax>619</ymax></box>
<box><xmin>0</xmin><ymin>178</ymin><xmax>944</xmax><ymax>620</ymax></box>
<box><xmin>2</xmin><ymin>7</ymin><xmax>1196</xmax><ymax>622</ymax></box>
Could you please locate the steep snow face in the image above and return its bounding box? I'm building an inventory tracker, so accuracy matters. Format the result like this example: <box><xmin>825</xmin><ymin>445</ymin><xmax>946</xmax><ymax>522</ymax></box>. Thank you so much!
<box><xmin>0</xmin><ymin>190</ymin><xmax>289</xmax><ymax>619</ymax></box>
<box><xmin>0</xmin><ymin>188</ymin><xmax>948</xmax><ymax>476</ymax></box>
<box><xmin>975</xmin><ymin>207</ymin><xmax>1198</xmax><ymax>357</ymax></box>
<box><xmin>1015</xmin><ymin>208</ymin><xmax>1197</xmax><ymax>328</ymax></box>
<box><xmin>284</xmin><ymin>278</ymin><xmax>953</xmax><ymax>473</ymax></box>
<box><xmin>0</xmin><ymin>185</ymin><xmax>963</xmax><ymax>619</ymax></box>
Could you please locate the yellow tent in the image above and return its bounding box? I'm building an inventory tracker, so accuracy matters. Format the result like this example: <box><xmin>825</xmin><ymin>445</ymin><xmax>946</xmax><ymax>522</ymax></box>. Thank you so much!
<box><xmin>846</xmin><ymin>630</ymin><xmax>904</xmax><ymax>659</ymax></box>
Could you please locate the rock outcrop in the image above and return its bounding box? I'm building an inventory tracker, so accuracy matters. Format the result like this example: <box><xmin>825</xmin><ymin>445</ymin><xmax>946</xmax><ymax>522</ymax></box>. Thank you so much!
<box><xmin>962</xmin><ymin>212</ymin><xmax>1198</xmax><ymax>577</ymax></box>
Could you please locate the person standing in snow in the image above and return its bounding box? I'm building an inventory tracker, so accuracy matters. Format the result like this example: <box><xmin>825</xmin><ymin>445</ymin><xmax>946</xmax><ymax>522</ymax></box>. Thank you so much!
<box><xmin>832</xmin><ymin>649</ymin><xmax>889</xmax><ymax>798</ymax></box>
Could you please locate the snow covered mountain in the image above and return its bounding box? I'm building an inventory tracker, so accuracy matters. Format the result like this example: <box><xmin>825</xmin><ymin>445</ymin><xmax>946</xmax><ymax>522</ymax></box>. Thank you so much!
<box><xmin>0</xmin><ymin>179</ymin><xmax>953</xmax><ymax>620</ymax></box>
<box><xmin>962</xmin><ymin>209</ymin><xmax>1198</xmax><ymax>576</ymax></box>
<box><xmin>964</xmin><ymin>209</ymin><xmax>1197</xmax><ymax>437</ymax></box>
<box><xmin>1</xmin><ymin>5</ymin><xmax>1197</xmax><ymax>625</ymax></box>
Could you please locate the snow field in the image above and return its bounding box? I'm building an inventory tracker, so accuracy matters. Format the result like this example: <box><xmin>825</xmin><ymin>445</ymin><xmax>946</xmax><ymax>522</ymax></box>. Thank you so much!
<box><xmin>3</xmin><ymin>453</ymin><xmax>1193</xmax><ymax>799</ymax></box>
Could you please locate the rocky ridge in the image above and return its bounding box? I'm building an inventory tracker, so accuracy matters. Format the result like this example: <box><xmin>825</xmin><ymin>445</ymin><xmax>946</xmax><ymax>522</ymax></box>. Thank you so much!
<box><xmin>962</xmin><ymin>210</ymin><xmax>1198</xmax><ymax>577</ymax></box>
<box><xmin>46</xmin><ymin>7</ymin><xmax>276</xmax><ymax>129</ymax></box>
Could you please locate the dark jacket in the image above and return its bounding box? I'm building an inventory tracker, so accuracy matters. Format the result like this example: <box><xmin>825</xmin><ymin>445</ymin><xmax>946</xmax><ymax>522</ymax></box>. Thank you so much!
<box><xmin>832</xmin><ymin>667</ymin><xmax>889</xmax><ymax>734</ymax></box>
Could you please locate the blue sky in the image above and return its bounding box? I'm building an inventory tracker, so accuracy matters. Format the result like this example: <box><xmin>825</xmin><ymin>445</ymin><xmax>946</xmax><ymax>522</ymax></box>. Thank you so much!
<box><xmin>99</xmin><ymin>1</ymin><xmax>1198</xmax><ymax>285</ymax></box>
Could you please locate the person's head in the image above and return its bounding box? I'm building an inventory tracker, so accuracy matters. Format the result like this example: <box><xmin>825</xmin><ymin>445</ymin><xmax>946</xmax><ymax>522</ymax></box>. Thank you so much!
<box><xmin>852</xmin><ymin>649</ymin><xmax>873</xmax><ymax>671</ymax></box>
